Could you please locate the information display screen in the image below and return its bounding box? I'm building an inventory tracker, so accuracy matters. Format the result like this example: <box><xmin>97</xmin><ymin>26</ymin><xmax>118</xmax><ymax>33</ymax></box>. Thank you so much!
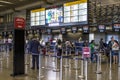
<box><xmin>113</xmin><ymin>24</ymin><xmax>120</xmax><ymax>32</ymax></box>
<box><xmin>64</xmin><ymin>0</ymin><xmax>87</xmax><ymax>23</ymax></box>
<box><xmin>30</xmin><ymin>8</ymin><xmax>45</xmax><ymax>26</ymax></box>
<box><xmin>71</xmin><ymin>27</ymin><xmax>77</xmax><ymax>33</ymax></box>
<box><xmin>46</xmin><ymin>7</ymin><xmax>63</xmax><ymax>24</ymax></box>
<box><xmin>82</xmin><ymin>25</ymin><xmax>89</xmax><ymax>33</ymax></box>
<box><xmin>98</xmin><ymin>25</ymin><xmax>106</xmax><ymax>32</ymax></box>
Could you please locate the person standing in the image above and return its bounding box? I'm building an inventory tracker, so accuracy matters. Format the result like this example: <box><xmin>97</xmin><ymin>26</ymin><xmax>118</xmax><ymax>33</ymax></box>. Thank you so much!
<box><xmin>56</xmin><ymin>39</ymin><xmax>62</xmax><ymax>57</ymax></box>
<box><xmin>99</xmin><ymin>38</ymin><xmax>105</xmax><ymax>51</ymax></box>
<box><xmin>83</xmin><ymin>40</ymin><xmax>89</xmax><ymax>47</ymax></box>
<box><xmin>8</xmin><ymin>37</ymin><xmax>12</xmax><ymax>51</ymax></box>
<box><xmin>108</xmin><ymin>36</ymin><xmax>119</xmax><ymax>64</ymax></box>
<box><xmin>90</xmin><ymin>40</ymin><xmax>97</xmax><ymax>62</ymax></box>
<box><xmin>29</xmin><ymin>36</ymin><xmax>40</xmax><ymax>69</ymax></box>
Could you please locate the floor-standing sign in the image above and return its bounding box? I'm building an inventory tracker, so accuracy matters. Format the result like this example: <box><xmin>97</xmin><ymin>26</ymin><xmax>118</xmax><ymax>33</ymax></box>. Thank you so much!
<box><xmin>11</xmin><ymin>17</ymin><xmax>25</xmax><ymax>76</ymax></box>
<box><xmin>83</xmin><ymin>47</ymin><xmax>90</xmax><ymax>80</ymax></box>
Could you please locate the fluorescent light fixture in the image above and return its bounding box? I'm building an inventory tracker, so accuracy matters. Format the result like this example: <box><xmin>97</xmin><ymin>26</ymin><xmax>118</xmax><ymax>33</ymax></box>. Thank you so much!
<box><xmin>0</xmin><ymin>5</ymin><xmax>4</xmax><ymax>6</ymax></box>
<box><xmin>0</xmin><ymin>1</ymin><xmax>13</xmax><ymax>4</ymax></box>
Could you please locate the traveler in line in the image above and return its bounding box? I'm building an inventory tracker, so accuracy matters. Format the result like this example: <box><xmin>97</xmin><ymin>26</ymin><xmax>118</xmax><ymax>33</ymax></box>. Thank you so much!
<box><xmin>29</xmin><ymin>36</ymin><xmax>41</xmax><ymax>69</ymax></box>
<box><xmin>108</xmin><ymin>36</ymin><xmax>119</xmax><ymax>64</ymax></box>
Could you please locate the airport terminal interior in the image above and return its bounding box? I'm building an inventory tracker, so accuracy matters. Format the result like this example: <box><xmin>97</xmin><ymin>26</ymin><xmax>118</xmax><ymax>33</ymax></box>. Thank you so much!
<box><xmin>0</xmin><ymin>0</ymin><xmax>120</xmax><ymax>80</ymax></box>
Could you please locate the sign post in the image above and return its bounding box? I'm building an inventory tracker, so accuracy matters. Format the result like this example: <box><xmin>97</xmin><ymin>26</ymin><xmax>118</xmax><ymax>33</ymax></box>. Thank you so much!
<box><xmin>11</xmin><ymin>17</ymin><xmax>25</xmax><ymax>76</ymax></box>
<box><xmin>79</xmin><ymin>47</ymin><xmax>90</xmax><ymax>80</ymax></box>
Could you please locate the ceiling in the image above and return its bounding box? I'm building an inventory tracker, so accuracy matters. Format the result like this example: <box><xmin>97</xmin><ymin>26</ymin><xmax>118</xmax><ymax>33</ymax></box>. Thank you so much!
<box><xmin>0</xmin><ymin>0</ymin><xmax>41</xmax><ymax>11</ymax></box>
<box><xmin>0</xmin><ymin>0</ymin><xmax>69</xmax><ymax>15</ymax></box>
<box><xmin>0</xmin><ymin>0</ymin><xmax>120</xmax><ymax>15</ymax></box>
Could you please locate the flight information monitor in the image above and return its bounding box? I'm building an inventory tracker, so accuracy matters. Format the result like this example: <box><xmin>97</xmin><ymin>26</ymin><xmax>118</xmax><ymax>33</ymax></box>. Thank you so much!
<box><xmin>30</xmin><ymin>8</ymin><xmax>45</xmax><ymax>26</ymax></box>
<box><xmin>64</xmin><ymin>0</ymin><xmax>87</xmax><ymax>23</ymax></box>
<box><xmin>46</xmin><ymin>6</ymin><xmax>63</xmax><ymax>26</ymax></box>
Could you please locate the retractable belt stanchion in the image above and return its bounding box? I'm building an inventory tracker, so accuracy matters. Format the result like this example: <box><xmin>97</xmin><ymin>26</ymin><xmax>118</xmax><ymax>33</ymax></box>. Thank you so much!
<box><xmin>45</xmin><ymin>47</ymin><xmax>52</xmax><ymax>70</ymax></box>
<box><xmin>60</xmin><ymin>56</ymin><xmax>63</xmax><ymax>80</ymax></box>
<box><xmin>109</xmin><ymin>50</ymin><xmax>112</xmax><ymax>80</ymax></box>
<box><xmin>118</xmin><ymin>67</ymin><xmax>120</xmax><ymax>80</ymax></box>
<box><xmin>46</xmin><ymin>46</ymin><xmax>48</xmax><ymax>56</ymax></box>
<box><xmin>30</xmin><ymin>54</ymin><xmax>32</xmax><ymax>69</ymax></box>
<box><xmin>118</xmin><ymin>50</ymin><xmax>120</xmax><ymax>67</ymax></box>
<box><xmin>6</xmin><ymin>45</ymin><xmax>9</xmax><ymax>57</ymax></box>
<box><xmin>73</xmin><ymin>56</ymin><xmax>79</xmax><ymax>70</ymax></box>
<box><xmin>47</xmin><ymin>46</ymin><xmax>53</xmax><ymax>69</ymax></box>
<box><xmin>53</xmin><ymin>57</ymin><xmax>60</xmax><ymax>72</ymax></box>
<box><xmin>54</xmin><ymin>45</ymin><xmax>56</xmax><ymax>56</ymax></box>
<box><xmin>6</xmin><ymin>56</ymin><xmax>9</xmax><ymax>68</ymax></box>
<box><xmin>69</xmin><ymin>48</ymin><xmax>72</xmax><ymax>56</ymax></box>
<box><xmin>97</xmin><ymin>74</ymin><xmax>102</xmax><ymax>80</ymax></box>
<box><xmin>25</xmin><ymin>53</ymin><xmax>28</xmax><ymax>65</ymax></box>
<box><xmin>38</xmin><ymin>53</ymin><xmax>44</xmax><ymax>79</ymax></box>
<box><xmin>78</xmin><ymin>47</ymin><xmax>90</xmax><ymax>80</ymax></box>
<box><xmin>75</xmin><ymin>47</ymin><xmax>78</xmax><ymax>56</ymax></box>
<box><xmin>96</xmin><ymin>51</ymin><xmax>102</xmax><ymax>74</ymax></box>
<box><xmin>40</xmin><ymin>48</ymin><xmax>45</xmax><ymax>69</ymax></box>
<box><xmin>73</xmin><ymin>46</ymin><xmax>81</xmax><ymax>70</ymax></box>
<box><xmin>84</xmin><ymin>58</ymin><xmax>88</xmax><ymax>80</ymax></box>
<box><xmin>0</xmin><ymin>51</ymin><xmax>3</xmax><ymax>61</ymax></box>
<box><xmin>53</xmin><ymin>45</ymin><xmax>60</xmax><ymax>72</ymax></box>
<box><xmin>78</xmin><ymin>53</ymin><xmax>85</xmax><ymax>79</ymax></box>
<box><xmin>64</xmin><ymin>46</ymin><xmax>69</xmax><ymax>68</ymax></box>
<box><xmin>0</xmin><ymin>59</ymin><xmax>3</xmax><ymax>72</ymax></box>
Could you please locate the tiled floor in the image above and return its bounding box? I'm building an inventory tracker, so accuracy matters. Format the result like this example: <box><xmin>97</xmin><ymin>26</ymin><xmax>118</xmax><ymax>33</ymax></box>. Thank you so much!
<box><xmin>0</xmin><ymin>51</ymin><xmax>120</xmax><ymax>80</ymax></box>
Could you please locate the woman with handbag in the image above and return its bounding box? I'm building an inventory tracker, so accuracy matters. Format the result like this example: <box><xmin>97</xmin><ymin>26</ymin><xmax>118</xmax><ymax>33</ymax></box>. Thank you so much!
<box><xmin>108</xmin><ymin>36</ymin><xmax>119</xmax><ymax>64</ymax></box>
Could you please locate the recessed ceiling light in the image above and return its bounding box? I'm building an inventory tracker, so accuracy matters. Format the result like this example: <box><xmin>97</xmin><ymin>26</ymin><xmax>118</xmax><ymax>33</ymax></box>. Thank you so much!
<box><xmin>0</xmin><ymin>1</ymin><xmax>13</xmax><ymax>4</ymax></box>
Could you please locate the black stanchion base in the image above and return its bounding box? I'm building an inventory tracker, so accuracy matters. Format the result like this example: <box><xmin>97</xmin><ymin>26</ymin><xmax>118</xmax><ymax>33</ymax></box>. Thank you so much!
<box><xmin>53</xmin><ymin>69</ymin><xmax>60</xmax><ymax>72</ymax></box>
<box><xmin>78</xmin><ymin>75</ymin><xmax>85</xmax><ymax>79</ymax></box>
<box><xmin>95</xmin><ymin>71</ymin><xmax>102</xmax><ymax>74</ymax></box>
<box><xmin>73</xmin><ymin>68</ymin><xmax>80</xmax><ymax>70</ymax></box>
<box><xmin>10</xmin><ymin>73</ymin><xmax>27</xmax><ymax>77</ymax></box>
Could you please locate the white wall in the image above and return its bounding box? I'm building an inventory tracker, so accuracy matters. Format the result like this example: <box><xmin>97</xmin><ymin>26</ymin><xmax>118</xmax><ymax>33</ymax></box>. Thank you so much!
<box><xmin>94</xmin><ymin>33</ymin><xmax>106</xmax><ymax>44</ymax></box>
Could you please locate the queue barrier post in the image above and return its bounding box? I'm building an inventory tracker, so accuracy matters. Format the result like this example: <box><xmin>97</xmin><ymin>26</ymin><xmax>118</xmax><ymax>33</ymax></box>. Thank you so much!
<box><xmin>96</xmin><ymin>51</ymin><xmax>102</xmax><ymax>74</ymax></box>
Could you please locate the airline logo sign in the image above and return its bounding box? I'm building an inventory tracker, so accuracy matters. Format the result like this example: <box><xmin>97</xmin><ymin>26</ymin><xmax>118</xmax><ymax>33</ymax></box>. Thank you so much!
<box><xmin>14</xmin><ymin>17</ymin><xmax>25</xmax><ymax>29</ymax></box>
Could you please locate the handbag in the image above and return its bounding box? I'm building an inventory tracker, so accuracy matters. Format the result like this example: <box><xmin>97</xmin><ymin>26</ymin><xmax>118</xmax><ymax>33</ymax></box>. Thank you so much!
<box><xmin>112</xmin><ymin>42</ymin><xmax>119</xmax><ymax>51</ymax></box>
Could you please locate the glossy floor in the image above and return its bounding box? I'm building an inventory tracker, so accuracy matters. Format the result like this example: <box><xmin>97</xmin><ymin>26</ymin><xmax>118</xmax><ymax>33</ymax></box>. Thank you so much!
<box><xmin>0</xmin><ymin>52</ymin><xmax>120</xmax><ymax>80</ymax></box>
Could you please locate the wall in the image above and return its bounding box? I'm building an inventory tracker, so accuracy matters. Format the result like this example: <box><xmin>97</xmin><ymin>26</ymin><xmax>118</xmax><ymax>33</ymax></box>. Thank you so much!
<box><xmin>63</xmin><ymin>32</ymin><xmax>82</xmax><ymax>41</ymax></box>
<box><xmin>94</xmin><ymin>32</ymin><xmax>106</xmax><ymax>44</ymax></box>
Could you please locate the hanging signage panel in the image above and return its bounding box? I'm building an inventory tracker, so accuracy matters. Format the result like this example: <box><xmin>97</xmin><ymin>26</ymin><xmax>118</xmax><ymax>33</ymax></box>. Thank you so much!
<box><xmin>61</xmin><ymin>28</ymin><xmax>66</xmax><ymax>34</ymax></box>
<box><xmin>71</xmin><ymin>27</ymin><xmax>77</xmax><ymax>33</ymax></box>
<box><xmin>47</xmin><ymin>29</ymin><xmax>52</xmax><ymax>34</ymax></box>
<box><xmin>82</xmin><ymin>26</ymin><xmax>89</xmax><ymax>33</ymax></box>
<box><xmin>98</xmin><ymin>25</ymin><xmax>106</xmax><ymax>32</ymax></box>
<box><xmin>113</xmin><ymin>23</ymin><xmax>120</xmax><ymax>32</ymax></box>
